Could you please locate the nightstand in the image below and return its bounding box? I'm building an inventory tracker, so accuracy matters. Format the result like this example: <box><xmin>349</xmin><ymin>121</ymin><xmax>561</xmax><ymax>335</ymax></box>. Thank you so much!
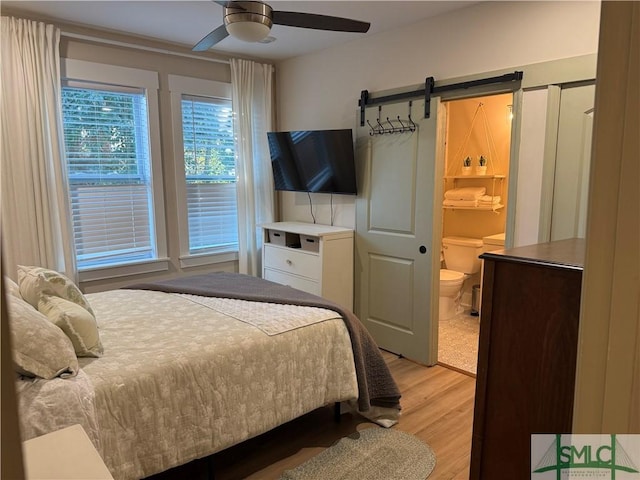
<box><xmin>22</xmin><ymin>424</ymin><xmax>113</xmax><ymax>480</ymax></box>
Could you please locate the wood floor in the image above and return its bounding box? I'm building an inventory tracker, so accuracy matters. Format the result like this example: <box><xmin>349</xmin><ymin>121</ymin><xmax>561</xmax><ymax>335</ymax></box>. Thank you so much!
<box><xmin>148</xmin><ymin>351</ymin><xmax>476</xmax><ymax>480</ymax></box>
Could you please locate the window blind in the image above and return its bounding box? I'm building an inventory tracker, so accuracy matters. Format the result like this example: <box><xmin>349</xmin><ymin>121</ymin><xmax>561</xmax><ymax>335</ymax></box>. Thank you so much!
<box><xmin>61</xmin><ymin>86</ymin><xmax>156</xmax><ymax>268</ymax></box>
<box><xmin>181</xmin><ymin>95</ymin><xmax>238</xmax><ymax>253</ymax></box>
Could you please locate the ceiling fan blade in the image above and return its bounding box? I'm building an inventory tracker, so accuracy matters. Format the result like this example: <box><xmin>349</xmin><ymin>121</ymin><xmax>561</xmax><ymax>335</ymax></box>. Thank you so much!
<box><xmin>272</xmin><ymin>11</ymin><xmax>370</xmax><ymax>33</ymax></box>
<box><xmin>192</xmin><ymin>24</ymin><xmax>229</xmax><ymax>51</ymax></box>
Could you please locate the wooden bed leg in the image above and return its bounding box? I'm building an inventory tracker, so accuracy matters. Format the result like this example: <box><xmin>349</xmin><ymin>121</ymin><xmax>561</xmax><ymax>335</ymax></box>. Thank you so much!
<box><xmin>334</xmin><ymin>402</ymin><xmax>342</xmax><ymax>422</ymax></box>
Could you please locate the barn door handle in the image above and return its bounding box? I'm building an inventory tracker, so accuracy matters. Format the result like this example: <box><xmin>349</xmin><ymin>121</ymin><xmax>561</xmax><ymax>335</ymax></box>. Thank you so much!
<box><xmin>419</xmin><ymin>246</ymin><xmax>427</xmax><ymax>254</ymax></box>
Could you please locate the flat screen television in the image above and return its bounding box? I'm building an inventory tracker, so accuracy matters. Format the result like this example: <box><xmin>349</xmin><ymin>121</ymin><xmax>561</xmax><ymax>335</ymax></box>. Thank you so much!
<box><xmin>267</xmin><ymin>129</ymin><xmax>357</xmax><ymax>195</ymax></box>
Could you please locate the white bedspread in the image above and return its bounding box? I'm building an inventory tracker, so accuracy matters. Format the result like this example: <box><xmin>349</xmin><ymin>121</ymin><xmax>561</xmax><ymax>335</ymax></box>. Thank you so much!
<box><xmin>17</xmin><ymin>289</ymin><xmax>358</xmax><ymax>480</ymax></box>
<box><xmin>16</xmin><ymin>369</ymin><xmax>100</xmax><ymax>448</ymax></box>
<box><xmin>178</xmin><ymin>293</ymin><xmax>341</xmax><ymax>334</ymax></box>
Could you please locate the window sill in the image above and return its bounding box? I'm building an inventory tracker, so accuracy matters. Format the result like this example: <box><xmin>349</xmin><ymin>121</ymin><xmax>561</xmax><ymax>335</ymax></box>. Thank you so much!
<box><xmin>179</xmin><ymin>251</ymin><xmax>238</xmax><ymax>269</ymax></box>
<box><xmin>78</xmin><ymin>258</ymin><xmax>170</xmax><ymax>283</ymax></box>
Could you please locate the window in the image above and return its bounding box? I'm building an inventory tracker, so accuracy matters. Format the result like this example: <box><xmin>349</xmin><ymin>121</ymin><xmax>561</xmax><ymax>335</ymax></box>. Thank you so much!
<box><xmin>62</xmin><ymin>86</ymin><xmax>155</xmax><ymax>268</ymax></box>
<box><xmin>169</xmin><ymin>75</ymin><xmax>237</xmax><ymax>267</ymax></box>
<box><xmin>181</xmin><ymin>95</ymin><xmax>238</xmax><ymax>254</ymax></box>
<box><xmin>61</xmin><ymin>59</ymin><xmax>166</xmax><ymax>277</ymax></box>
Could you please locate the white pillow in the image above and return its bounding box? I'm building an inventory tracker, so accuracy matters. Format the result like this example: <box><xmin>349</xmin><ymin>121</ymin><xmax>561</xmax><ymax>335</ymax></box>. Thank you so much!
<box><xmin>38</xmin><ymin>295</ymin><xmax>103</xmax><ymax>357</ymax></box>
<box><xmin>17</xmin><ymin>266</ymin><xmax>102</xmax><ymax>358</ymax></box>
<box><xmin>7</xmin><ymin>294</ymin><xmax>79</xmax><ymax>379</ymax></box>
<box><xmin>18</xmin><ymin>266</ymin><xmax>94</xmax><ymax>315</ymax></box>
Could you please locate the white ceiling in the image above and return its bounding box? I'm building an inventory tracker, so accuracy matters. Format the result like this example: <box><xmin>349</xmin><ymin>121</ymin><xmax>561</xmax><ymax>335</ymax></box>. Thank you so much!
<box><xmin>2</xmin><ymin>1</ymin><xmax>478</xmax><ymax>61</ymax></box>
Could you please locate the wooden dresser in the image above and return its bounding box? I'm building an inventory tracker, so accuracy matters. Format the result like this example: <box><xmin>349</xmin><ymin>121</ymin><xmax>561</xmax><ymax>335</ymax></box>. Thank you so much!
<box><xmin>470</xmin><ymin>238</ymin><xmax>585</xmax><ymax>479</ymax></box>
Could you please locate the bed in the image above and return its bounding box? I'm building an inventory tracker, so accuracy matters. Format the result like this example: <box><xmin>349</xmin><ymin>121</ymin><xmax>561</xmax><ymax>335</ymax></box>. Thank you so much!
<box><xmin>8</xmin><ymin>268</ymin><xmax>400</xmax><ymax>480</ymax></box>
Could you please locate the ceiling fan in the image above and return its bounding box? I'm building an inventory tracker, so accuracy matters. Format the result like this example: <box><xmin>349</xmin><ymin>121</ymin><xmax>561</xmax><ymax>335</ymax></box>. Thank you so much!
<box><xmin>192</xmin><ymin>1</ymin><xmax>371</xmax><ymax>51</ymax></box>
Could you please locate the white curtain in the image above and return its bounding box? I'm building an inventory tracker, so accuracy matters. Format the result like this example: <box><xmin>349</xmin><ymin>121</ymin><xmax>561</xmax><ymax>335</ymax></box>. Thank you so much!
<box><xmin>0</xmin><ymin>17</ymin><xmax>76</xmax><ymax>280</ymax></box>
<box><xmin>231</xmin><ymin>58</ymin><xmax>275</xmax><ymax>276</ymax></box>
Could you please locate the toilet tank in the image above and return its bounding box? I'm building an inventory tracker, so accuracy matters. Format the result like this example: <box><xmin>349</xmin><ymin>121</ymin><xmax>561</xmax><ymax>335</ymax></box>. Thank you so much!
<box><xmin>482</xmin><ymin>232</ymin><xmax>505</xmax><ymax>253</ymax></box>
<box><xmin>442</xmin><ymin>236</ymin><xmax>483</xmax><ymax>274</ymax></box>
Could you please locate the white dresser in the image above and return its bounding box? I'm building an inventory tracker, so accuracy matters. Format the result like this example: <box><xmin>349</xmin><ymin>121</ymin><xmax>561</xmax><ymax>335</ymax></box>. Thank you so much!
<box><xmin>261</xmin><ymin>221</ymin><xmax>354</xmax><ymax>310</ymax></box>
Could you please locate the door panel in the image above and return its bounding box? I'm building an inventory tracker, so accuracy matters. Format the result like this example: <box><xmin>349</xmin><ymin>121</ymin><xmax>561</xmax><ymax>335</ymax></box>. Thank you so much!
<box><xmin>369</xmin><ymin>254</ymin><xmax>414</xmax><ymax>331</ymax></box>
<box><xmin>369</xmin><ymin>136</ymin><xmax>417</xmax><ymax>233</ymax></box>
<box><xmin>355</xmin><ymin>99</ymin><xmax>437</xmax><ymax>364</ymax></box>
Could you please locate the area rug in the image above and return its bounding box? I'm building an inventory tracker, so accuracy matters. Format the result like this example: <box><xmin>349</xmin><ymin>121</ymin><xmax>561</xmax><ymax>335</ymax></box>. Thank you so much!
<box><xmin>279</xmin><ymin>427</ymin><xmax>436</xmax><ymax>480</ymax></box>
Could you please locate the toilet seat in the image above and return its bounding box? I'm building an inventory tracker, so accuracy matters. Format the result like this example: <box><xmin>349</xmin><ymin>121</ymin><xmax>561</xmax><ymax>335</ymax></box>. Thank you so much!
<box><xmin>440</xmin><ymin>269</ymin><xmax>465</xmax><ymax>286</ymax></box>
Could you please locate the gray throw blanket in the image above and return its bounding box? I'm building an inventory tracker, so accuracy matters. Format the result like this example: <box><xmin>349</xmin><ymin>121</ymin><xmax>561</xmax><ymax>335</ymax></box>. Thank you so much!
<box><xmin>124</xmin><ymin>272</ymin><xmax>401</xmax><ymax>413</ymax></box>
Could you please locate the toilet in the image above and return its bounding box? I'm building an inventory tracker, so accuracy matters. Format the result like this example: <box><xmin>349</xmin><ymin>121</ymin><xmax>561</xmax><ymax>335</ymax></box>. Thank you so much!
<box><xmin>439</xmin><ymin>236</ymin><xmax>484</xmax><ymax>320</ymax></box>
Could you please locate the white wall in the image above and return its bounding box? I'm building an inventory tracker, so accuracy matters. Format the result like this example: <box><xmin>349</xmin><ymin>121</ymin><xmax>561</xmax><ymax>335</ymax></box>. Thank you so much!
<box><xmin>275</xmin><ymin>1</ymin><xmax>601</xmax><ymax>228</ymax></box>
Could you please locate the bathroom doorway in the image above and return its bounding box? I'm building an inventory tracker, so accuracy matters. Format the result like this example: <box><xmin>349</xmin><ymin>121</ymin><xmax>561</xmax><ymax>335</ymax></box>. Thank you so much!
<box><xmin>436</xmin><ymin>92</ymin><xmax>513</xmax><ymax>376</ymax></box>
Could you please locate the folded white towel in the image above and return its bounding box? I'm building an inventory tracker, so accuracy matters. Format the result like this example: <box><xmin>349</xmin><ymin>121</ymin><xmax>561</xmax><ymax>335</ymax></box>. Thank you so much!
<box><xmin>444</xmin><ymin>187</ymin><xmax>486</xmax><ymax>201</ymax></box>
<box><xmin>478</xmin><ymin>195</ymin><xmax>501</xmax><ymax>205</ymax></box>
<box><xmin>443</xmin><ymin>199</ymin><xmax>478</xmax><ymax>207</ymax></box>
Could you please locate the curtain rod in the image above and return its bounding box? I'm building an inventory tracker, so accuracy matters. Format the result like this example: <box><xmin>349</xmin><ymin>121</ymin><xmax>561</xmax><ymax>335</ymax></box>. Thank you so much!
<box><xmin>61</xmin><ymin>31</ymin><xmax>231</xmax><ymax>65</ymax></box>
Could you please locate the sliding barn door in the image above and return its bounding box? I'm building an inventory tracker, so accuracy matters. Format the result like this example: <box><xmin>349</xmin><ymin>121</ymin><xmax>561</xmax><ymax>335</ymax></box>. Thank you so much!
<box><xmin>354</xmin><ymin>99</ymin><xmax>439</xmax><ymax>364</ymax></box>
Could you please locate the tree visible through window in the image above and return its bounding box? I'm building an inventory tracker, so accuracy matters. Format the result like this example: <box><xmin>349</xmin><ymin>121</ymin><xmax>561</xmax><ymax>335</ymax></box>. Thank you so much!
<box><xmin>181</xmin><ymin>95</ymin><xmax>238</xmax><ymax>253</ymax></box>
<box><xmin>61</xmin><ymin>85</ymin><xmax>156</xmax><ymax>268</ymax></box>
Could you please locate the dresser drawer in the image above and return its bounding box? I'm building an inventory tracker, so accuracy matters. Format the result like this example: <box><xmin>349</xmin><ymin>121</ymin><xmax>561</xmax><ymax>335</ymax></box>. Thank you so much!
<box><xmin>263</xmin><ymin>268</ymin><xmax>321</xmax><ymax>296</ymax></box>
<box><xmin>263</xmin><ymin>245</ymin><xmax>320</xmax><ymax>280</ymax></box>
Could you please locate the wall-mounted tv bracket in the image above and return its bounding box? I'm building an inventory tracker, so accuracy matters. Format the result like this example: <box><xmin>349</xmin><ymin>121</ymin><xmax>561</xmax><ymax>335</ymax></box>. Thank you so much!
<box><xmin>359</xmin><ymin>71</ymin><xmax>523</xmax><ymax>126</ymax></box>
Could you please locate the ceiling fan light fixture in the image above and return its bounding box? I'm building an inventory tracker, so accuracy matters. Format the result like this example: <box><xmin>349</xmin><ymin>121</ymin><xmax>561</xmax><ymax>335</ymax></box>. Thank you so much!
<box><xmin>226</xmin><ymin>19</ymin><xmax>271</xmax><ymax>42</ymax></box>
<box><xmin>224</xmin><ymin>2</ymin><xmax>273</xmax><ymax>43</ymax></box>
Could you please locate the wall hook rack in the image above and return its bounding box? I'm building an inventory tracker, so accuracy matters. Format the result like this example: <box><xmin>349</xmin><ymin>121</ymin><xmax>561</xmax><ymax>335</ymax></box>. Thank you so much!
<box><xmin>366</xmin><ymin>119</ymin><xmax>378</xmax><ymax>136</ymax></box>
<box><xmin>366</xmin><ymin>106</ymin><xmax>417</xmax><ymax>136</ymax></box>
<box><xmin>408</xmin><ymin>114</ymin><xmax>416</xmax><ymax>130</ymax></box>
<box><xmin>367</xmin><ymin>117</ymin><xmax>416</xmax><ymax>136</ymax></box>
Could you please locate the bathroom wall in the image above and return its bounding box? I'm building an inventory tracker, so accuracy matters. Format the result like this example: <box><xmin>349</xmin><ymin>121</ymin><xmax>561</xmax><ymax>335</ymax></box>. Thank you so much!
<box><xmin>442</xmin><ymin>93</ymin><xmax>512</xmax><ymax>240</ymax></box>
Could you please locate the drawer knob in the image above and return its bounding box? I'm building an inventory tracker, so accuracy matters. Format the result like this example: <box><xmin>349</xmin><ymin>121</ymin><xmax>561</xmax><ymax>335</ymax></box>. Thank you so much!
<box><xmin>286</xmin><ymin>259</ymin><xmax>292</xmax><ymax>265</ymax></box>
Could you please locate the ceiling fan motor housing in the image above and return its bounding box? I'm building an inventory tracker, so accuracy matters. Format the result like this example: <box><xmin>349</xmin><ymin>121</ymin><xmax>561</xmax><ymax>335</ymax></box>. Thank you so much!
<box><xmin>224</xmin><ymin>1</ymin><xmax>273</xmax><ymax>42</ymax></box>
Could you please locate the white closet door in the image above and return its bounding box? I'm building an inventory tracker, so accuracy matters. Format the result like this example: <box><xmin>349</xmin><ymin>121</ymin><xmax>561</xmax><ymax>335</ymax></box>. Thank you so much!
<box><xmin>551</xmin><ymin>83</ymin><xmax>596</xmax><ymax>241</ymax></box>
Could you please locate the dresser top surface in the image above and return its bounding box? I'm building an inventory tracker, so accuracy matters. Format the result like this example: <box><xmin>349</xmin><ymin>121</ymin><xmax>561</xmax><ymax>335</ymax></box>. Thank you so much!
<box><xmin>260</xmin><ymin>221</ymin><xmax>353</xmax><ymax>237</ymax></box>
<box><xmin>481</xmin><ymin>238</ymin><xmax>585</xmax><ymax>270</ymax></box>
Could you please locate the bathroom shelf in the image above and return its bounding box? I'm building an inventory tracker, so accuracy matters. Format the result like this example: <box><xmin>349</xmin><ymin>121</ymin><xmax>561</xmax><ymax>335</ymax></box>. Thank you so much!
<box><xmin>443</xmin><ymin>173</ymin><xmax>505</xmax><ymax>212</ymax></box>
<box><xmin>443</xmin><ymin>204</ymin><xmax>504</xmax><ymax>211</ymax></box>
